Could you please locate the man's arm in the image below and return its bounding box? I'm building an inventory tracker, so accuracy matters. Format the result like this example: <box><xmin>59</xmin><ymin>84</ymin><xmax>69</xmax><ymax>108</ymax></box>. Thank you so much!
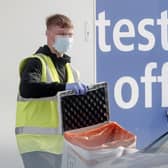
<box><xmin>19</xmin><ymin>58</ymin><xmax>66</xmax><ymax>98</ymax></box>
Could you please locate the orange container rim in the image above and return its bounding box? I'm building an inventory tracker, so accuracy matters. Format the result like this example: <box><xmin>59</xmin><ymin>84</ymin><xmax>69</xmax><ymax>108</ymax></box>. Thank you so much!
<box><xmin>64</xmin><ymin>121</ymin><xmax>136</xmax><ymax>150</ymax></box>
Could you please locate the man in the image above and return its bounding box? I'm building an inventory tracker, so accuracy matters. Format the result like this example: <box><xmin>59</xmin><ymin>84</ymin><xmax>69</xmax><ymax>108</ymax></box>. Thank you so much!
<box><xmin>15</xmin><ymin>14</ymin><xmax>88</xmax><ymax>168</ymax></box>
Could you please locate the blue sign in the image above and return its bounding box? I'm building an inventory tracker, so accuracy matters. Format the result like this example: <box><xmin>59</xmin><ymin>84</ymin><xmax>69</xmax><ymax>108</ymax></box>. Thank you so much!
<box><xmin>96</xmin><ymin>0</ymin><xmax>168</xmax><ymax>149</ymax></box>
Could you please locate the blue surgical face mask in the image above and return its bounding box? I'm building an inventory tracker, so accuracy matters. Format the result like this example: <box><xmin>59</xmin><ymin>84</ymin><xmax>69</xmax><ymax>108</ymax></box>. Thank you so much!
<box><xmin>53</xmin><ymin>35</ymin><xmax>73</xmax><ymax>54</ymax></box>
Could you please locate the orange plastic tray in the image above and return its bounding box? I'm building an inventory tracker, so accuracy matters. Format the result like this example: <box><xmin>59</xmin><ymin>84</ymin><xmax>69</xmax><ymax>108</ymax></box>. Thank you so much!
<box><xmin>64</xmin><ymin>121</ymin><xmax>136</xmax><ymax>150</ymax></box>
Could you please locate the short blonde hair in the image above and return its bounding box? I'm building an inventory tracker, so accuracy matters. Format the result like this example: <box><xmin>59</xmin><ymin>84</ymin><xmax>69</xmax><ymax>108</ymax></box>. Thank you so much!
<box><xmin>46</xmin><ymin>14</ymin><xmax>74</xmax><ymax>29</ymax></box>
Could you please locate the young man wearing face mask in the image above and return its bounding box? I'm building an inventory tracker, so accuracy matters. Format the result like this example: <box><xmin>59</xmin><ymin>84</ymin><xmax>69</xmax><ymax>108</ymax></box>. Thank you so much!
<box><xmin>15</xmin><ymin>14</ymin><xmax>88</xmax><ymax>168</ymax></box>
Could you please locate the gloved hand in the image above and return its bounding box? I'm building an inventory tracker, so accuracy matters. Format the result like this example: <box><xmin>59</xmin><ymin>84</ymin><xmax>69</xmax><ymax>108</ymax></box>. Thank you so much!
<box><xmin>65</xmin><ymin>82</ymin><xmax>88</xmax><ymax>95</ymax></box>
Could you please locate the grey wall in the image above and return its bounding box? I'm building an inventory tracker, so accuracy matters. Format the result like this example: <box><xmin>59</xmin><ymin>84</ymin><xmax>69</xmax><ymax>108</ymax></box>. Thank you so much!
<box><xmin>0</xmin><ymin>0</ymin><xmax>95</xmax><ymax>167</ymax></box>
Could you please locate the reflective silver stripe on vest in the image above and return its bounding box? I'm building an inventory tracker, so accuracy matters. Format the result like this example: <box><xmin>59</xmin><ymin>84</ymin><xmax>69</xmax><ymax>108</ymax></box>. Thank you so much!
<box><xmin>71</xmin><ymin>66</ymin><xmax>79</xmax><ymax>82</ymax></box>
<box><xmin>17</xmin><ymin>94</ymin><xmax>58</xmax><ymax>102</ymax></box>
<box><xmin>15</xmin><ymin>127</ymin><xmax>62</xmax><ymax>135</ymax></box>
<box><xmin>46</xmin><ymin>64</ymin><xmax>53</xmax><ymax>82</ymax></box>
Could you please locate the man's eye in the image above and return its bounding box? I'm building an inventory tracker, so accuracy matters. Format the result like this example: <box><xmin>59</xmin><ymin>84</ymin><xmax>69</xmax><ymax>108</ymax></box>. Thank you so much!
<box><xmin>57</xmin><ymin>33</ymin><xmax>73</xmax><ymax>37</ymax></box>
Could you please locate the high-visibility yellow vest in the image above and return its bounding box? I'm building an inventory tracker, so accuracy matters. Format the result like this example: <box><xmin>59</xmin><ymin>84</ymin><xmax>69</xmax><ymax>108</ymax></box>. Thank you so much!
<box><xmin>15</xmin><ymin>54</ymin><xmax>75</xmax><ymax>155</ymax></box>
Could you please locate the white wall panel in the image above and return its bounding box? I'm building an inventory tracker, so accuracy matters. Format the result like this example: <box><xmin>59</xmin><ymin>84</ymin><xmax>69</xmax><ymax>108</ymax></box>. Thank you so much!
<box><xmin>0</xmin><ymin>0</ymin><xmax>94</xmax><ymax>167</ymax></box>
